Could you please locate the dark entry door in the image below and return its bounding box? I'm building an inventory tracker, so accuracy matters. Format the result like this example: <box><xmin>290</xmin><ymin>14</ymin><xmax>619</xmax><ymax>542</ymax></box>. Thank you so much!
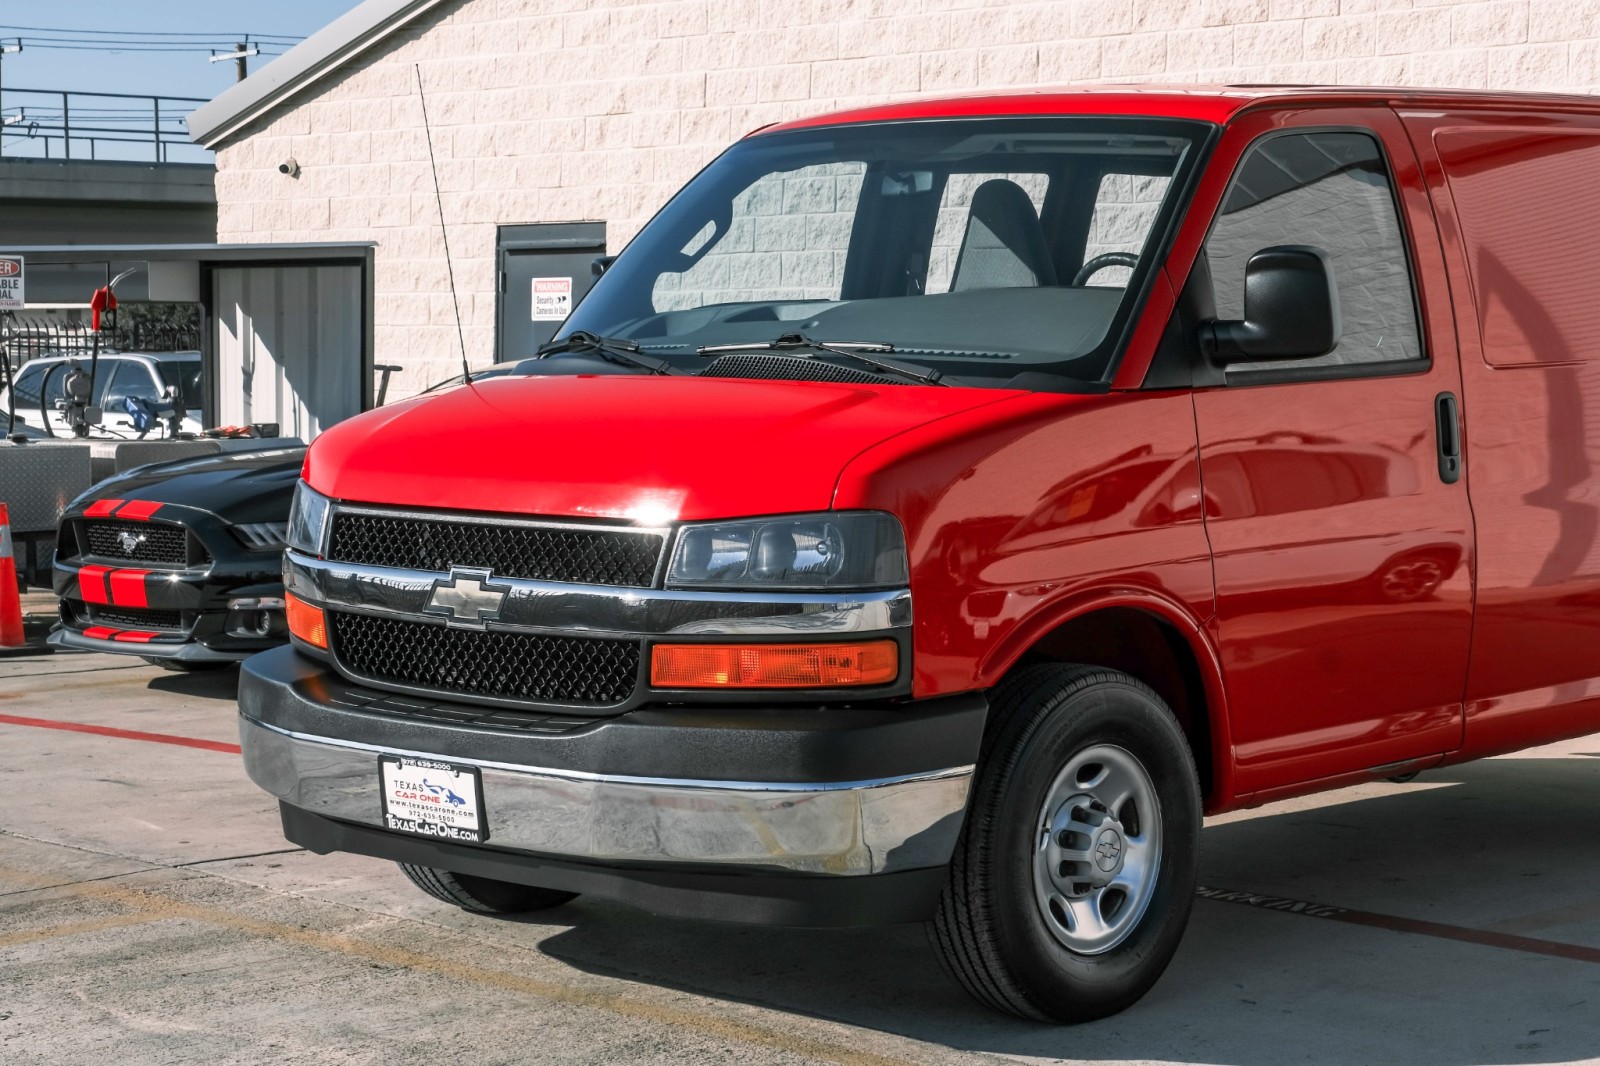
<box><xmin>496</xmin><ymin>221</ymin><xmax>606</xmax><ymax>363</ymax></box>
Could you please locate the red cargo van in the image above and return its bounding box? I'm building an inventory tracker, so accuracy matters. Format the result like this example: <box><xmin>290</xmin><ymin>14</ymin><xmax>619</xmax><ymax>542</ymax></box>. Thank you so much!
<box><xmin>239</xmin><ymin>86</ymin><xmax>1600</xmax><ymax>1022</ymax></box>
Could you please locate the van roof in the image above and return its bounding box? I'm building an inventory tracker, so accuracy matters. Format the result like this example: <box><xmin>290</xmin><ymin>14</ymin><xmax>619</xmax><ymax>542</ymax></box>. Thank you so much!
<box><xmin>760</xmin><ymin>84</ymin><xmax>1600</xmax><ymax>134</ymax></box>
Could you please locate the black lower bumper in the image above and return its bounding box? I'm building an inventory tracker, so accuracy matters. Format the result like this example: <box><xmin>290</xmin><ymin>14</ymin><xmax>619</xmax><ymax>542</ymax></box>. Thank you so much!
<box><xmin>282</xmin><ymin>804</ymin><xmax>949</xmax><ymax>926</ymax></box>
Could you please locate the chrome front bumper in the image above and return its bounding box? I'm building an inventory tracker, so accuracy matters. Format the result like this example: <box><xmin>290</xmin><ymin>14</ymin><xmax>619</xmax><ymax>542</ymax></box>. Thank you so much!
<box><xmin>240</xmin><ymin>713</ymin><xmax>973</xmax><ymax>875</ymax></box>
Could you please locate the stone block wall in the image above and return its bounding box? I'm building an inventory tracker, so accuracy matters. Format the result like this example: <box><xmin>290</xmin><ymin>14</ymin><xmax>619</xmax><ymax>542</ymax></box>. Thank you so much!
<box><xmin>213</xmin><ymin>0</ymin><xmax>1600</xmax><ymax>398</ymax></box>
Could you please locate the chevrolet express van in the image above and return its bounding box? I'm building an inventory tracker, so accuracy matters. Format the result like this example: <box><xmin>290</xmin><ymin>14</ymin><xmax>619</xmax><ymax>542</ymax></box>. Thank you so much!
<box><xmin>224</xmin><ymin>87</ymin><xmax>1600</xmax><ymax>1021</ymax></box>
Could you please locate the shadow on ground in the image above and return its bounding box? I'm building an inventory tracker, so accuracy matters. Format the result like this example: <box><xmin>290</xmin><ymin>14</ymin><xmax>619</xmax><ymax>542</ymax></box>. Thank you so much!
<box><xmin>145</xmin><ymin>663</ymin><xmax>239</xmax><ymax>702</ymax></box>
<box><xmin>514</xmin><ymin>757</ymin><xmax>1600</xmax><ymax>1065</ymax></box>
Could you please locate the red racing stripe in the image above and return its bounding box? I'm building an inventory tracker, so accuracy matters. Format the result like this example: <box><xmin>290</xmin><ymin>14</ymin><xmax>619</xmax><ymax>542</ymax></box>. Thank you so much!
<box><xmin>107</xmin><ymin>568</ymin><xmax>151</xmax><ymax>608</ymax></box>
<box><xmin>82</xmin><ymin>626</ymin><xmax>119</xmax><ymax>640</ymax></box>
<box><xmin>111</xmin><ymin>631</ymin><xmax>160</xmax><ymax>643</ymax></box>
<box><xmin>77</xmin><ymin>565</ymin><xmax>113</xmax><ymax>605</ymax></box>
<box><xmin>114</xmin><ymin>500</ymin><xmax>163</xmax><ymax>521</ymax></box>
<box><xmin>84</xmin><ymin>499</ymin><xmax>122</xmax><ymax>518</ymax></box>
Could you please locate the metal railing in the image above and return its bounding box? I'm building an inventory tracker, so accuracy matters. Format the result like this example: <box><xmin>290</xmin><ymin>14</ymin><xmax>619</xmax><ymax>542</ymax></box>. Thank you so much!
<box><xmin>1</xmin><ymin>314</ymin><xmax>200</xmax><ymax>370</ymax></box>
<box><xmin>0</xmin><ymin>86</ymin><xmax>210</xmax><ymax>164</ymax></box>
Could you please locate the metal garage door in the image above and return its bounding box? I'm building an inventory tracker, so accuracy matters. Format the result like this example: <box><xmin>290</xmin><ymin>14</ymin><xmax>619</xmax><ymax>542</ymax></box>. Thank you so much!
<box><xmin>212</xmin><ymin>263</ymin><xmax>363</xmax><ymax>439</ymax></box>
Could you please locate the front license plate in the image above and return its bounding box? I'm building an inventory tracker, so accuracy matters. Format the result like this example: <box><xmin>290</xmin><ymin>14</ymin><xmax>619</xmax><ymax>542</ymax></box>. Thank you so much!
<box><xmin>379</xmin><ymin>755</ymin><xmax>487</xmax><ymax>843</ymax></box>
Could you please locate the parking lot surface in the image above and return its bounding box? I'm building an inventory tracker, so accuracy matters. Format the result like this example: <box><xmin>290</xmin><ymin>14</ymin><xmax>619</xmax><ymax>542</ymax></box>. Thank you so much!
<box><xmin>4</xmin><ymin>648</ymin><xmax>1600</xmax><ymax>1065</ymax></box>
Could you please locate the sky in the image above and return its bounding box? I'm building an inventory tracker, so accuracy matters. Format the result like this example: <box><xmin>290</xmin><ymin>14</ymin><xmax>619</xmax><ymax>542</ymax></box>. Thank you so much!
<box><xmin>0</xmin><ymin>1</ymin><xmax>363</xmax><ymax>161</ymax></box>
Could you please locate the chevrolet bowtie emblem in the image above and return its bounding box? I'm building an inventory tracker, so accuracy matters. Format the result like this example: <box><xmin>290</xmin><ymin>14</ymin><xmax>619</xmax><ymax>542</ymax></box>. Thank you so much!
<box><xmin>424</xmin><ymin>568</ymin><xmax>511</xmax><ymax>628</ymax></box>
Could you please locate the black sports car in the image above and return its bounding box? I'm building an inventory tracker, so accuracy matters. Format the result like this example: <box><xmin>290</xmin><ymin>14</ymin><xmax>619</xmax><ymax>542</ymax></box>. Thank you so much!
<box><xmin>49</xmin><ymin>446</ymin><xmax>306</xmax><ymax>669</ymax></box>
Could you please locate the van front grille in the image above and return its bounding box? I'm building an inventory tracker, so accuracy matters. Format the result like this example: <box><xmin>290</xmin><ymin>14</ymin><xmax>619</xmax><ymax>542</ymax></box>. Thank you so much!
<box><xmin>328</xmin><ymin>512</ymin><xmax>663</xmax><ymax>588</ymax></box>
<box><xmin>328</xmin><ymin>611</ymin><xmax>639</xmax><ymax>708</ymax></box>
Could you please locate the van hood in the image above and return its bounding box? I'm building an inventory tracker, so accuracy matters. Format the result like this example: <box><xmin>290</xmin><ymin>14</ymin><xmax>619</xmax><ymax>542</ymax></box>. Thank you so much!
<box><xmin>304</xmin><ymin>375</ymin><xmax>1020</xmax><ymax>522</ymax></box>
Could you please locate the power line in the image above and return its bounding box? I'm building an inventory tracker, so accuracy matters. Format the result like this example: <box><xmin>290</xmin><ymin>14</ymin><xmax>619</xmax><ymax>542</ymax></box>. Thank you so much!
<box><xmin>0</xmin><ymin>25</ymin><xmax>304</xmax><ymax>41</ymax></box>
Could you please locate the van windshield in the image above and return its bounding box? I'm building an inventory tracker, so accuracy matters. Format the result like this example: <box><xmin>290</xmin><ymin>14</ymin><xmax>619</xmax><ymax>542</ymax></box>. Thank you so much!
<box><xmin>561</xmin><ymin>117</ymin><xmax>1208</xmax><ymax>387</ymax></box>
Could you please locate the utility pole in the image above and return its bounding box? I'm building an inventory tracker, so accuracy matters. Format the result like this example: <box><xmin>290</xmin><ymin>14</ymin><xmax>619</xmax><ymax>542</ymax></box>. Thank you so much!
<box><xmin>0</xmin><ymin>39</ymin><xmax>21</xmax><ymax>161</ymax></box>
<box><xmin>208</xmin><ymin>39</ymin><xmax>259</xmax><ymax>83</ymax></box>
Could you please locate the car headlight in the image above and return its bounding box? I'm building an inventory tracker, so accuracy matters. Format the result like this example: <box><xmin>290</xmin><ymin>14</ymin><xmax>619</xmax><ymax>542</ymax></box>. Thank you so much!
<box><xmin>666</xmin><ymin>512</ymin><xmax>907</xmax><ymax>590</ymax></box>
<box><xmin>285</xmin><ymin>481</ymin><xmax>331</xmax><ymax>556</ymax></box>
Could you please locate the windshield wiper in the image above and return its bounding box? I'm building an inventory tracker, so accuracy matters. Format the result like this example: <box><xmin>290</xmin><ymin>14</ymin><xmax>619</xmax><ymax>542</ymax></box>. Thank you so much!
<box><xmin>696</xmin><ymin>332</ymin><xmax>948</xmax><ymax>386</ymax></box>
<box><xmin>537</xmin><ymin>331</ymin><xmax>679</xmax><ymax>375</ymax></box>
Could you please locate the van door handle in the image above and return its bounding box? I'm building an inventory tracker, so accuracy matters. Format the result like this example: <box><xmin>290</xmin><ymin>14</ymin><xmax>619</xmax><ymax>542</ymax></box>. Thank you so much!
<box><xmin>1435</xmin><ymin>391</ymin><xmax>1462</xmax><ymax>484</ymax></box>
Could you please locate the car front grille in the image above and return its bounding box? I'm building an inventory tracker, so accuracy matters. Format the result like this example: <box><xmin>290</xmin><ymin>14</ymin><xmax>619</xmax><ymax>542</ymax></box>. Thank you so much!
<box><xmin>328</xmin><ymin>512</ymin><xmax>664</xmax><ymax>588</ymax></box>
<box><xmin>81</xmin><ymin>520</ymin><xmax>202</xmax><ymax>567</ymax></box>
<box><xmin>87</xmin><ymin>604</ymin><xmax>184</xmax><ymax>630</ymax></box>
<box><xmin>328</xmin><ymin>611</ymin><xmax>639</xmax><ymax>708</ymax></box>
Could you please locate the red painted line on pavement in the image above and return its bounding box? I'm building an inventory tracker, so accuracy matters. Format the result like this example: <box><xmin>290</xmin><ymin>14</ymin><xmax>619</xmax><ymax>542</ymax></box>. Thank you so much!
<box><xmin>0</xmin><ymin>714</ymin><xmax>241</xmax><ymax>754</ymax></box>
<box><xmin>1198</xmin><ymin>886</ymin><xmax>1600</xmax><ymax>965</ymax></box>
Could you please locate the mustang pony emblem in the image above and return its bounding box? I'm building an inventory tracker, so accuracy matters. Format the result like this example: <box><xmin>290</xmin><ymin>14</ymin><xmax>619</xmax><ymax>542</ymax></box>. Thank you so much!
<box><xmin>116</xmin><ymin>530</ymin><xmax>146</xmax><ymax>554</ymax></box>
<box><xmin>424</xmin><ymin>568</ymin><xmax>511</xmax><ymax>628</ymax></box>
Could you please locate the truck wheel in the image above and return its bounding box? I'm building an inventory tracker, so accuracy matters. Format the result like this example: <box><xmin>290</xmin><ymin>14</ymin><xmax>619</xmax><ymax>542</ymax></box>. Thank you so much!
<box><xmin>397</xmin><ymin>864</ymin><xmax>578</xmax><ymax>915</ymax></box>
<box><xmin>932</xmin><ymin>664</ymin><xmax>1200</xmax><ymax>1023</ymax></box>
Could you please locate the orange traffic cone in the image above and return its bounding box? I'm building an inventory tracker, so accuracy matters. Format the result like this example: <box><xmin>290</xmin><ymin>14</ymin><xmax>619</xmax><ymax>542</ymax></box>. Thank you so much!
<box><xmin>0</xmin><ymin>504</ymin><xmax>24</xmax><ymax>648</ymax></box>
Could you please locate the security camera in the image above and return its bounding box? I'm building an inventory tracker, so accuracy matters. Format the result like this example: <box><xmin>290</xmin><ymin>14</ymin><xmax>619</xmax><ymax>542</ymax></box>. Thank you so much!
<box><xmin>278</xmin><ymin>158</ymin><xmax>300</xmax><ymax>178</ymax></box>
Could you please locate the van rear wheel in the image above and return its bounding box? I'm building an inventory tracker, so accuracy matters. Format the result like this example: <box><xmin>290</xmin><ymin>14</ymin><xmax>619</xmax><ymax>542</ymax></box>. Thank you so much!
<box><xmin>397</xmin><ymin>864</ymin><xmax>578</xmax><ymax>915</ymax></box>
<box><xmin>932</xmin><ymin>664</ymin><xmax>1200</xmax><ymax>1023</ymax></box>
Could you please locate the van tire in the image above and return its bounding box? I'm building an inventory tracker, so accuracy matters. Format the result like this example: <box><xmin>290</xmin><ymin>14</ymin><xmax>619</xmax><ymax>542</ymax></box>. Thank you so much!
<box><xmin>397</xmin><ymin>864</ymin><xmax>578</xmax><ymax>914</ymax></box>
<box><xmin>932</xmin><ymin>664</ymin><xmax>1201</xmax><ymax>1023</ymax></box>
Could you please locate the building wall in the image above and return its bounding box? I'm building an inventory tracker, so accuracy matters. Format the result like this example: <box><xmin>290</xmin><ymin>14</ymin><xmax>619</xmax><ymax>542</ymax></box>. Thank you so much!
<box><xmin>214</xmin><ymin>0</ymin><xmax>1600</xmax><ymax>398</ymax></box>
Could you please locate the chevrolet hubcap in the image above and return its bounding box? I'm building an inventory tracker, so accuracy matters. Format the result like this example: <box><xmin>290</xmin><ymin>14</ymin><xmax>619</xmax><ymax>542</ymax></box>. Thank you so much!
<box><xmin>1033</xmin><ymin>744</ymin><xmax>1161</xmax><ymax>955</ymax></box>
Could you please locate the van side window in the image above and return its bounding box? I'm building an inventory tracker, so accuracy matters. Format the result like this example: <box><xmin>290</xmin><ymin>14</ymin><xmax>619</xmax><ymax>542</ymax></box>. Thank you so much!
<box><xmin>1205</xmin><ymin>131</ymin><xmax>1423</xmax><ymax>371</ymax></box>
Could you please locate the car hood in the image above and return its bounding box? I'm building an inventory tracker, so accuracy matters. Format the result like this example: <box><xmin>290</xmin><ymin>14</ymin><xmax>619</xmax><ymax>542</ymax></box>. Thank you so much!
<box><xmin>304</xmin><ymin>376</ymin><xmax>1021</xmax><ymax>522</ymax></box>
<box><xmin>80</xmin><ymin>446</ymin><xmax>307</xmax><ymax>524</ymax></box>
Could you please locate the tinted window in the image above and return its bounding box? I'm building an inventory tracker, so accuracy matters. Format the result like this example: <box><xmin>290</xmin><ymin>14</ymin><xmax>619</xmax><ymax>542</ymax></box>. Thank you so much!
<box><xmin>10</xmin><ymin>364</ymin><xmax>44</xmax><ymax>408</ymax></box>
<box><xmin>155</xmin><ymin>360</ymin><xmax>203</xmax><ymax>410</ymax></box>
<box><xmin>102</xmin><ymin>361</ymin><xmax>159</xmax><ymax>412</ymax></box>
<box><xmin>1206</xmin><ymin>131</ymin><xmax>1422</xmax><ymax>371</ymax></box>
<box><xmin>11</xmin><ymin>361</ymin><xmax>74</xmax><ymax>409</ymax></box>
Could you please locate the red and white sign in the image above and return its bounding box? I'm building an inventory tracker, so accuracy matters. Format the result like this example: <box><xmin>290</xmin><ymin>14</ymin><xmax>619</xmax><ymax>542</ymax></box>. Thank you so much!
<box><xmin>532</xmin><ymin>276</ymin><xmax>573</xmax><ymax>322</ymax></box>
<box><xmin>0</xmin><ymin>256</ymin><xmax>22</xmax><ymax>310</ymax></box>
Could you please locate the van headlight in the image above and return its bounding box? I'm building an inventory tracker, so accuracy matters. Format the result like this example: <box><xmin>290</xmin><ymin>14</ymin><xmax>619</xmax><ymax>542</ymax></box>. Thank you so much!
<box><xmin>666</xmin><ymin>512</ymin><xmax>907</xmax><ymax>590</ymax></box>
<box><xmin>286</xmin><ymin>481</ymin><xmax>332</xmax><ymax>556</ymax></box>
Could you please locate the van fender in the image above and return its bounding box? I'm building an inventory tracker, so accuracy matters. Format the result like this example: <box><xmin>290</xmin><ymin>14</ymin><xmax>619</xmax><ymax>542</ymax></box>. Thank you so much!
<box><xmin>977</xmin><ymin>586</ymin><xmax>1237</xmax><ymax>811</ymax></box>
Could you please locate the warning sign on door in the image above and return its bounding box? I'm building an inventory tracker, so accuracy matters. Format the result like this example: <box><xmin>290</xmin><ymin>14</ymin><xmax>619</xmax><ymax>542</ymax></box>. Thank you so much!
<box><xmin>0</xmin><ymin>256</ymin><xmax>23</xmax><ymax>311</ymax></box>
<box><xmin>532</xmin><ymin>277</ymin><xmax>573</xmax><ymax>321</ymax></box>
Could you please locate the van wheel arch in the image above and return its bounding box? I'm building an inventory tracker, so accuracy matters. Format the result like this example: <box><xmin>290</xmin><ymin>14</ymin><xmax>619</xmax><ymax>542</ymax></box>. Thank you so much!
<box><xmin>1006</xmin><ymin>606</ymin><xmax>1218</xmax><ymax>805</ymax></box>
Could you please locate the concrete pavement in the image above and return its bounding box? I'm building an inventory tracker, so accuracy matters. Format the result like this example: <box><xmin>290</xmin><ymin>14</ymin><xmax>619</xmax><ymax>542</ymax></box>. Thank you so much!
<box><xmin>3</xmin><ymin>649</ymin><xmax>1599</xmax><ymax>1064</ymax></box>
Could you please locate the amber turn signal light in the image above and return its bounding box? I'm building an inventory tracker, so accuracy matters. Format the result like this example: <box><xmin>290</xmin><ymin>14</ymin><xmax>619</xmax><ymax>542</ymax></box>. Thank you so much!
<box><xmin>651</xmin><ymin>640</ymin><xmax>898</xmax><ymax>689</ymax></box>
<box><xmin>285</xmin><ymin>591</ymin><xmax>328</xmax><ymax>649</ymax></box>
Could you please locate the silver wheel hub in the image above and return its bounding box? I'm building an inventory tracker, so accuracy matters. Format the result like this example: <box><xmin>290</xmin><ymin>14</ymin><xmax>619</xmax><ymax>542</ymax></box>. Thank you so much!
<box><xmin>1033</xmin><ymin>744</ymin><xmax>1161</xmax><ymax>955</ymax></box>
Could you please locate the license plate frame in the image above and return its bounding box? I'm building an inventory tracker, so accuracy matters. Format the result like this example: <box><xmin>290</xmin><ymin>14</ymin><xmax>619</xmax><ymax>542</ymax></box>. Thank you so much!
<box><xmin>378</xmin><ymin>755</ymin><xmax>488</xmax><ymax>844</ymax></box>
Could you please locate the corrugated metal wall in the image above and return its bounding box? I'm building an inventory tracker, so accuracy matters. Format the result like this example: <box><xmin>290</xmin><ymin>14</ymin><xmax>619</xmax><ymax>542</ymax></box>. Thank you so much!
<box><xmin>212</xmin><ymin>264</ymin><xmax>362</xmax><ymax>439</ymax></box>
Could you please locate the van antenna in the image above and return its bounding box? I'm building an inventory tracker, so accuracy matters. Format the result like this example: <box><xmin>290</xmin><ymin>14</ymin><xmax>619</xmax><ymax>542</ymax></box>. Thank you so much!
<box><xmin>414</xmin><ymin>63</ymin><xmax>470</xmax><ymax>385</ymax></box>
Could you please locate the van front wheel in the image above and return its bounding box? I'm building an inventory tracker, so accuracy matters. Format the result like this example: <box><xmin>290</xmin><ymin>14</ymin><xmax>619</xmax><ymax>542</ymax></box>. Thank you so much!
<box><xmin>398</xmin><ymin>864</ymin><xmax>578</xmax><ymax>915</ymax></box>
<box><xmin>932</xmin><ymin>665</ymin><xmax>1201</xmax><ymax>1023</ymax></box>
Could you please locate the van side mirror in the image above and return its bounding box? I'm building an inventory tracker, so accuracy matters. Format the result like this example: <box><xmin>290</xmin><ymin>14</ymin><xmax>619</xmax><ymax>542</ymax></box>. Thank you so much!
<box><xmin>1201</xmin><ymin>246</ymin><xmax>1340</xmax><ymax>363</ymax></box>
